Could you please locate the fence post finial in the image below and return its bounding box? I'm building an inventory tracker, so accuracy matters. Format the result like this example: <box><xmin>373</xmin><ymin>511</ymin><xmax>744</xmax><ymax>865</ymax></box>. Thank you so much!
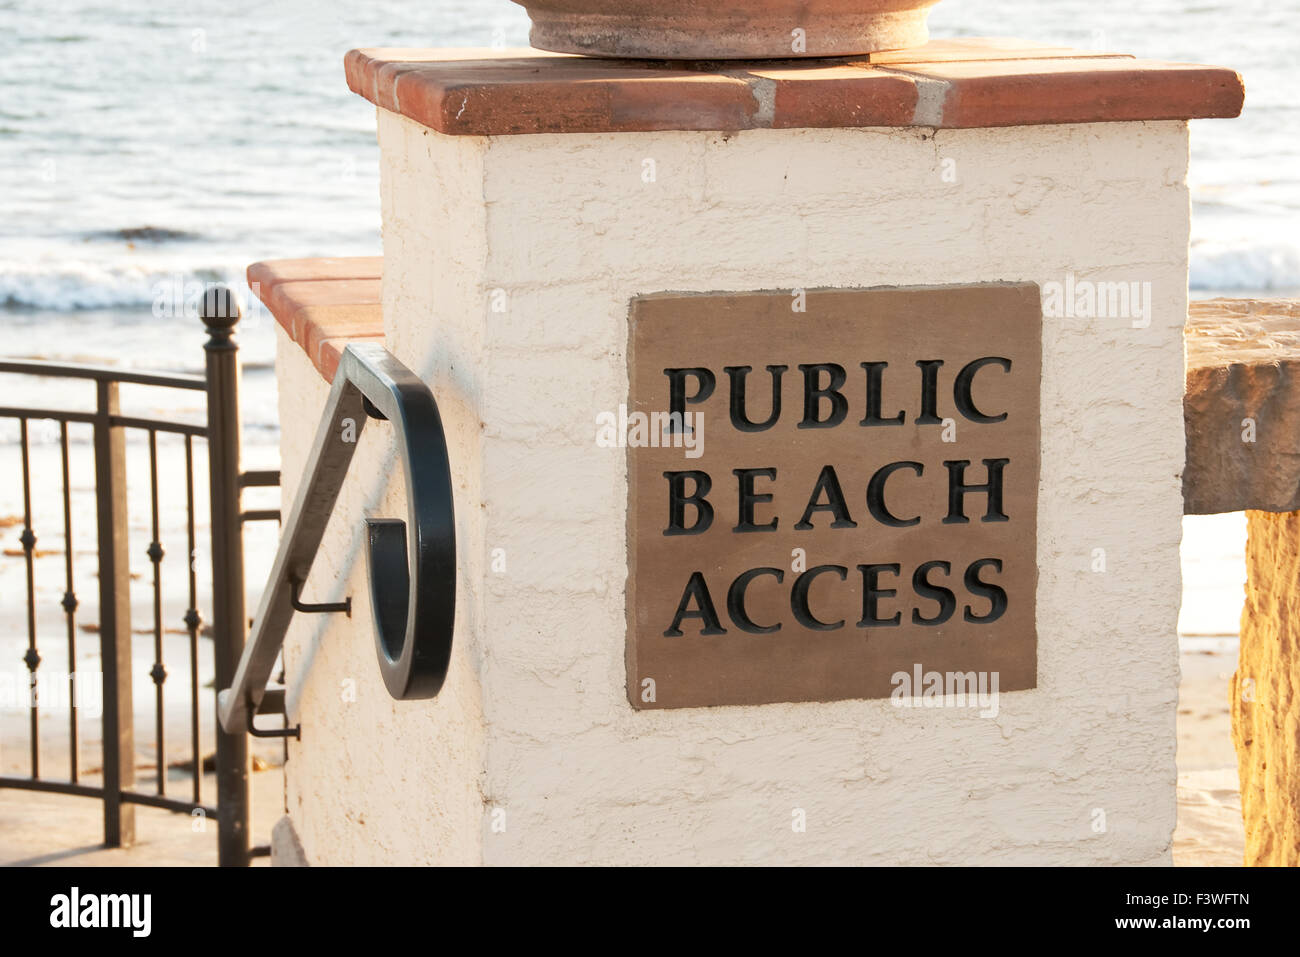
<box><xmin>202</xmin><ymin>285</ymin><xmax>241</xmax><ymax>347</ymax></box>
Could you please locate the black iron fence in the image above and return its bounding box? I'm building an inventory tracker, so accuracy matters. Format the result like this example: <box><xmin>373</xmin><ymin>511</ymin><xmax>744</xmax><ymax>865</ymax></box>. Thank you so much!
<box><xmin>0</xmin><ymin>290</ymin><xmax>271</xmax><ymax>865</ymax></box>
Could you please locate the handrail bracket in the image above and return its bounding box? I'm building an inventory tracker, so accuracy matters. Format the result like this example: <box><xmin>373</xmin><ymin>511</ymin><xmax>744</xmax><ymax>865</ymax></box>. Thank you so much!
<box><xmin>290</xmin><ymin>578</ymin><xmax>351</xmax><ymax>617</ymax></box>
<box><xmin>246</xmin><ymin>687</ymin><xmax>300</xmax><ymax>740</ymax></box>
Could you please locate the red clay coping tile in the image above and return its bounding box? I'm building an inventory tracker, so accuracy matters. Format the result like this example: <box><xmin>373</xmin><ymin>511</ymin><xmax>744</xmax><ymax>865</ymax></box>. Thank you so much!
<box><xmin>247</xmin><ymin>257</ymin><xmax>384</xmax><ymax>383</ymax></box>
<box><xmin>344</xmin><ymin>39</ymin><xmax>1243</xmax><ymax>135</ymax></box>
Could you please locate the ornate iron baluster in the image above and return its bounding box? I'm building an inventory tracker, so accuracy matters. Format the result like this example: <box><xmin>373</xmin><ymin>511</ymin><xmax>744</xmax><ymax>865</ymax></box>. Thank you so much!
<box><xmin>19</xmin><ymin>418</ymin><xmax>40</xmax><ymax>779</ymax></box>
<box><xmin>184</xmin><ymin>434</ymin><xmax>202</xmax><ymax>805</ymax></box>
<box><xmin>147</xmin><ymin>429</ymin><xmax>166</xmax><ymax>796</ymax></box>
<box><xmin>59</xmin><ymin>421</ymin><xmax>79</xmax><ymax>782</ymax></box>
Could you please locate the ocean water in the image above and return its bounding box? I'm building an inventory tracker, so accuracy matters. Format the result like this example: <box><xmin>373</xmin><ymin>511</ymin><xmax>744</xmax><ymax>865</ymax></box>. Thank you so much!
<box><xmin>0</xmin><ymin>0</ymin><xmax>541</xmax><ymax>433</ymax></box>
<box><xmin>1</xmin><ymin>0</ymin><xmax>1296</xmax><ymax>335</ymax></box>
<box><xmin>0</xmin><ymin>0</ymin><xmax>1293</xmax><ymax>635</ymax></box>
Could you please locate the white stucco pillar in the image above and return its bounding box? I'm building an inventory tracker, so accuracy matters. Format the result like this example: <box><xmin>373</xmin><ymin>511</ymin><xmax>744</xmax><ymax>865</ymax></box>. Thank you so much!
<box><xmin>271</xmin><ymin>40</ymin><xmax>1242</xmax><ymax>865</ymax></box>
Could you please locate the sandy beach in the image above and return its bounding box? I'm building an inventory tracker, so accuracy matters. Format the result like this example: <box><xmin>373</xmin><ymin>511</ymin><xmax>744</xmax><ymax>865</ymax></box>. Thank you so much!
<box><xmin>1173</xmin><ymin>644</ymin><xmax>1246</xmax><ymax>866</ymax></box>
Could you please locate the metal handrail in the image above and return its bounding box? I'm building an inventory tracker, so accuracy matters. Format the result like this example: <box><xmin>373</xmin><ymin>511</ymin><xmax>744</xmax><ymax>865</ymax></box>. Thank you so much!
<box><xmin>216</xmin><ymin>342</ymin><xmax>457</xmax><ymax>736</ymax></box>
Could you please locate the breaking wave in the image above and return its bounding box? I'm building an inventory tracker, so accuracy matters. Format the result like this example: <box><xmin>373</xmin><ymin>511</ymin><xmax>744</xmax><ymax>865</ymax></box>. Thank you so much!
<box><xmin>1189</xmin><ymin>239</ymin><xmax>1300</xmax><ymax>292</ymax></box>
<box><xmin>0</xmin><ymin>260</ymin><xmax>248</xmax><ymax>311</ymax></box>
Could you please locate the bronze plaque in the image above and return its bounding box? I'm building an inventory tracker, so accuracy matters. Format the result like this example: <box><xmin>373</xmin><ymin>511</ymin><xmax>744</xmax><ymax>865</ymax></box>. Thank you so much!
<box><xmin>625</xmin><ymin>283</ymin><xmax>1041</xmax><ymax>710</ymax></box>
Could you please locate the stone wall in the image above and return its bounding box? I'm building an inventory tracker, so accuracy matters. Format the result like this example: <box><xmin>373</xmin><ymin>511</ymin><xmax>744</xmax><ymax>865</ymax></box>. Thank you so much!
<box><xmin>1235</xmin><ymin>509</ymin><xmax>1300</xmax><ymax>866</ymax></box>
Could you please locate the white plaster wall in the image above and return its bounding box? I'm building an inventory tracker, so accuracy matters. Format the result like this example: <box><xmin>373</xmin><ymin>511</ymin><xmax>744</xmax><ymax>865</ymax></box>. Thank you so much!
<box><xmin>283</xmin><ymin>111</ymin><xmax>1189</xmax><ymax>864</ymax></box>
<box><xmin>275</xmin><ymin>328</ymin><xmax>485</xmax><ymax>865</ymax></box>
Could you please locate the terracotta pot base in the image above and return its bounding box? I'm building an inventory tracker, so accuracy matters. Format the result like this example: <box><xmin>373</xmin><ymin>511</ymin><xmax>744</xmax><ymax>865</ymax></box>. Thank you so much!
<box><xmin>524</xmin><ymin>9</ymin><xmax>934</xmax><ymax>60</ymax></box>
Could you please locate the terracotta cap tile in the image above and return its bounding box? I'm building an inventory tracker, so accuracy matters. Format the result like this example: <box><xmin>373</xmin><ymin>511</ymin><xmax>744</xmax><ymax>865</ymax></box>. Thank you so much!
<box><xmin>247</xmin><ymin>256</ymin><xmax>382</xmax><ymax>288</ymax></box>
<box><xmin>347</xmin><ymin>48</ymin><xmax>759</xmax><ymax>134</ymax></box>
<box><xmin>345</xmin><ymin>39</ymin><xmax>1242</xmax><ymax>135</ymax></box>
<box><xmin>247</xmin><ymin>258</ymin><xmax>384</xmax><ymax>382</ymax></box>
<box><xmin>884</xmin><ymin>57</ymin><xmax>1246</xmax><ymax>128</ymax></box>
<box><xmin>318</xmin><ymin>334</ymin><xmax>385</xmax><ymax>384</ymax></box>
<box><xmin>264</xmin><ymin>279</ymin><xmax>381</xmax><ymax>337</ymax></box>
<box><xmin>747</xmin><ymin>64</ymin><xmax>917</xmax><ymax>129</ymax></box>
